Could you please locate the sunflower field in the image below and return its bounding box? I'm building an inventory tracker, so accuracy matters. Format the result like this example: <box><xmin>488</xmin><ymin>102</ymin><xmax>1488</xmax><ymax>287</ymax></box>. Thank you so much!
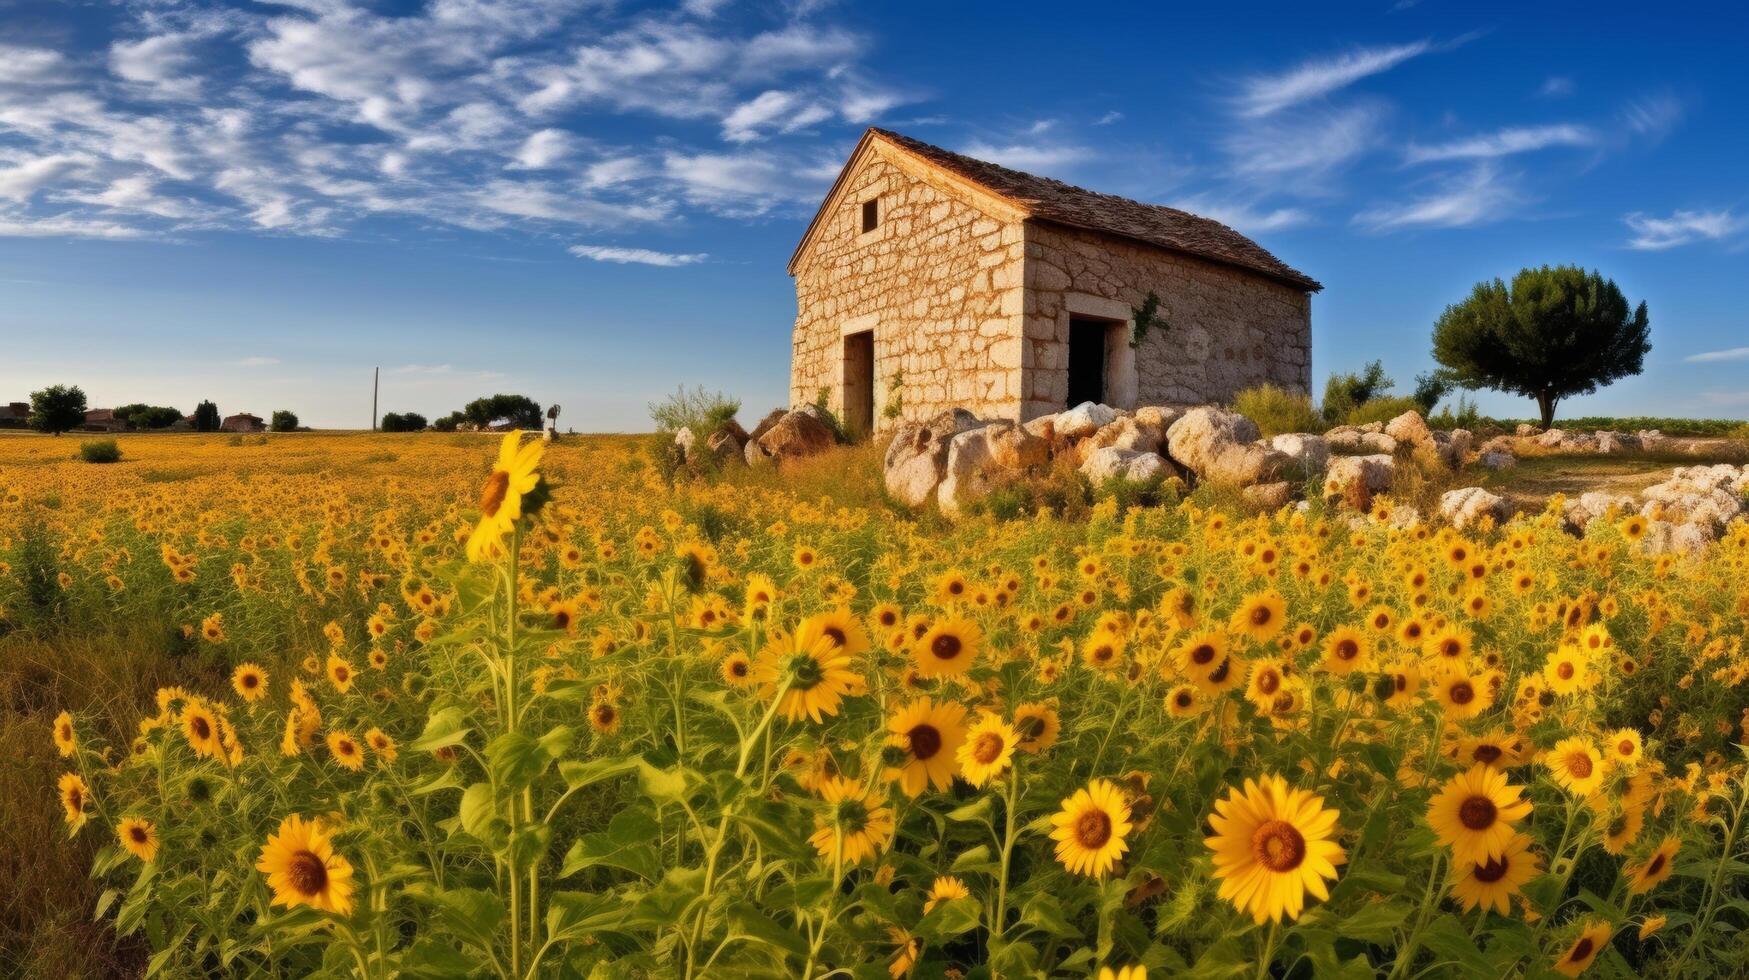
<box><xmin>6</xmin><ymin>430</ymin><xmax>1749</xmax><ymax>979</ymax></box>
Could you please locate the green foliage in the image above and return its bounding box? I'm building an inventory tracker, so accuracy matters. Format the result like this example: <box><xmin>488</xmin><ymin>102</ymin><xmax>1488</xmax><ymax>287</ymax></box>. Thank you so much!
<box><xmin>115</xmin><ymin>404</ymin><xmax>182</xmax><ymax>429</ymax></box>
<box><xmin>1344</xmin><ymin>396</ymin><xmax>1426</xmax><ymax>428</ymax></box>
<box><xmin>881</xmin><ymin>371</ymin><xmax>904</xmax><ymax>420</ymax></box>
<box><xmin>1411</xmin><ymin>371</ymin><xmax>1456</xmax><ymax>413</ymax></box>
<box><xmin>78</xmin><ymin>439</ymin><xmax>122</xmax><ymax>464</ymax></box>
<box><xmin>1432</xmin><ymin>264</ymin><xmax>1651</xmax><ymax>427</ymax></box>
<box><xmin>381</xmin><ymin>411</ymin><xmax>428</xmax><ymax>432</ymax></box>
<box><xmin>192</xmin><ymin>401</ymin><xmax>221</xmax><ymax>432</ymax></box>
<box><xmin>269</xmin><ymin>410</ymin><xmax>299</xmax><ymax>432</ymax></box>
<box><xmin>647</xmin><ymin>385</ymin><xmax>740</xmax><ymax>445</ymax></box>
<box><xmin>1426</xmin><ymin>392</ymin><xmax>1480</xmax><ymax>430</ymax></box>
<box><xmin>1128</xmin><ymin>290</ymin><xmax>1167</xmax><ymax>349</ymax></box>
<box><xmin>1232</xmin><ymin>384</ymin><xmax>1322</xmax><ymax>437</ymax></box>
<box><xmin>1320</xmin><ymin>361</ymin><xmax>1394</xmax><ymax>426</ymax></box>
<box><xmin>812</xmin><ymin>388</ymin><xmax>851</xmax><ymax>444</ymax></box>
<box><xmin>431</xmin><ymin>411</ymin><xmax>465</xmax><ymax>432</ymax></box>
<box><xmin>28</xmin><ymin>384</ymin><xmax>87</xmax><ymax>435</ymax></box>
<box><xmin>463</xmin><ymin>393</ymin><xmax>543</xmax><ymax>430</ymax></box>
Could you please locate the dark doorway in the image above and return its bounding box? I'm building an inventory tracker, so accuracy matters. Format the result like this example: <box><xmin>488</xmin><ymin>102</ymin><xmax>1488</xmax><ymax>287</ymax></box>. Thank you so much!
<box><xmin>843</xmin><ymin>330</ymin><xmax>874</xmax><ymax>440</ymax></box>
<box><xmin>1067</xmin><ymin>318</ymin><xmax>1107</xmax><ymax>407</ymax></box>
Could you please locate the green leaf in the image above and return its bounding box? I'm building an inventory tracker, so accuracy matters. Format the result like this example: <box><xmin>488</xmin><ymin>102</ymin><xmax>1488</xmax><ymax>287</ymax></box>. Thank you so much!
<box><xmin>1019</xmin><ymin>892</ymin><xmax>1082</xmax><ymax>940</ymax></box>
<box><xmin>1334</xmin><ymin>900</ymin><xmax>1408</xmax><ymax>944</ymax></box>
<box><xmin>949</xmin><ymin>844</ymin><xmax>999</xmax><ymax>876</ymax></box>
<box><xmin>945</xmin><ymin>795</ymin><xmax>994</xmax><ymax>825</ymax></box>
<box><xmin>403</xmin><ymin>885</ymin><xmax>505</xmax><ymax>955</ymax></box>
<box><xmin>559</xmin><ymin>756</ymin><xmax>637</xmax><ymax>791</ymax></box>
<box><xmin>1419</xmin><ymin>913</ymin><xmax>1490</xmax><ymax>975</ymax></box>
<box><xmin>458</xmin><ymin>782</ymin><xmax>496</xmax><ymax>839</ymax></box>
<box><xmin>728</xmin><ymin>901</ymin><xmax>809</xmax><ymax>960</ymax></box>
<box><xmin>637</xmin><ymin>759</ymin><xmax>688</xmax><ymax>804</ymax></box>
<box><xmin>401</xmin><ymin>939</ymin><xmax>486</xmax><ymax>978</ymax></box>
<box><xmin>914</xmin><ymin>896</ymin><xmax>981</xmax><ymax>942</ymax></box>
<box><xmin>546</xmin><ymin>890</ymin><xmax>624</xmax><ymax>940</ymax></box>
<box><xmin>559</xmin><ymin>810</ymin><xmax>661</xmax><ymax>881</ymax></box>
<box><xmin>486</xmin><ymin>731</ymin><xmax>551</xmax><ymax>790</ymax></box>
<box><xmin>624</xmin><ymin>866</ymin><xmax>705</xmax><ymax>930</ymax></box>
<box><xmin>409</xmin><ymin>705</ymin><xmax>471</xmax><ymax>753</ymax></box>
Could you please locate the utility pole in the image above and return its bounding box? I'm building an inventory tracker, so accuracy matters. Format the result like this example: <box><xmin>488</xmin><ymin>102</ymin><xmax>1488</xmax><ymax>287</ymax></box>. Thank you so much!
<box><xmin>371</xmin><ymin>367</ymin><xmax>379</xmax><ymax>432</ymax></box>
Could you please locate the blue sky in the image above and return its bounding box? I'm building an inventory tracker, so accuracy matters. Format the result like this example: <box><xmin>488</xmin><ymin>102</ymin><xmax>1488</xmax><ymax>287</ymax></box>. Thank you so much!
<box><xmin>1</xmin><ymin>0</ymin><xmax>1745</xmax><ymax>430</ymax></box>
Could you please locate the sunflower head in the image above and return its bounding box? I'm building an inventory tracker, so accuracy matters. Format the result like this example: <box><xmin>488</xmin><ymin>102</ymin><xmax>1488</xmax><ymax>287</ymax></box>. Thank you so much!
<box><xmin>255</xmin><ymin>814</ymin><xmax>357</xmax><ymax>917</ymax></box>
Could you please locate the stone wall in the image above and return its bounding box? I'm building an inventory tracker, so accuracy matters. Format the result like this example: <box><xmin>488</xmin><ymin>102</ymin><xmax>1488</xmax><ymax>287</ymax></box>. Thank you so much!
<box><xmin>1019</xmin><ymin>222</ymin><xmax>1312</xmax><ymax>420</ymax></box>
<box><xmin>790</xmin><ymin>151</ymin><xmax>1026</xmax><ymax>431</ymax></box>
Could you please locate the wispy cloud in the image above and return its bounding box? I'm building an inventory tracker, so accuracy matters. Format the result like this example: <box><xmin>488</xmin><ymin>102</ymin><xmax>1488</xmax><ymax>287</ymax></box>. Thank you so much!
<box><xmin>1226</xmin><ymin>104</ymin><xmax>1384</xmax><ymax>178</ymax></box>
<box><xmin>1623</xmin><ymin>208</ymin><xmax>1746</xmax><ymax>250</ymax></box>
<box><xmin>1619</xmin><ymin>92</ymin><xmax>1684</xmax><ymax>141</ymax></box>
<box><xmin>1173</xmin><ymin>197</ymin><xmax>1311</xmax><ymax>233</ymax></box>
<box><xmin>1236</xmin><ymin>40</ymin><xmax>1431</xmax><ymax>117</ymax></box>
<box><xmin>569</xmin><ymin>244</ymin><xmax>708</xmax><ymax>266</ymax></box>
<box><xmin>1538</xmin><ymin>76</ymin><xmax>1575</xmax><ymax>98</ymax></box>
<box><xmin>1354</xmin><ymin>163</ymin><xmax>1519</xmax><ymax>231</ymax></box>
<box><xmin>1093</xmin><ymin>111</ymin><xmax>1123</xmax><ymax>126</ymax></box>
<box><xmin>1404</xmin><ymin>124</ymin><xmax>1593</xmax><ymax>164</ymax></box>
<box><xmin>958</xmin><ymin>141</ymin><xmax>1089</xmax><ymax>174</ymax></box>
<box><xmin>1685</xmin><ymin>347</ymin><xmax>1749</xmax><ymax>364</ymax></box>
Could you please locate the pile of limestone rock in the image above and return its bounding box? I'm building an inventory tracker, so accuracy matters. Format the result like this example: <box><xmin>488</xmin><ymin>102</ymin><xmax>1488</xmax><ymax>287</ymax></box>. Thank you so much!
<box><xmin>674</xmin><ymin>404</ymin><xmax>840</xmax><ymax>470</ymax></box>
<box><xmin>1556</xmin><ymin>463</ymin><xmax>1749</xmax><ymax>554</ymax></box>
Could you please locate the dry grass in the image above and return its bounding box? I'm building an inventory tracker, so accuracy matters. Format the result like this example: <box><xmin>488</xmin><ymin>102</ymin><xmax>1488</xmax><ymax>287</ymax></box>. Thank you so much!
<box><xmin>0</xmin><ymin>621</ymin><xmax>226</xmax><ymax>979</ymax></box>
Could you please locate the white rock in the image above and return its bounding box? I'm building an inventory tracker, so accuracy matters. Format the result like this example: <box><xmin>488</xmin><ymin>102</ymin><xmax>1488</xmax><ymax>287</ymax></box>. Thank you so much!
<box><xmin>1080</xmin><ymin>447</ymin><xmax>1174</xmax><ymax>486</ymax></box>
<box><xmin>1563</xmin><ymin>492</ymin><xmax>1638</xmax><ymax>532</ymax></box>
<box><xmin>1440</xmin><ymin>486</ymin><xmax>1507</xmax><ymax>530</ymax></box>
<box><xmin>1516</xmin><ymin>423</ymin><xmax>1543</xmax><ymax>437</ymax></box>
<box><xmin>1166</xmin><ymin>406</ymin><xmax>1279</xmax><ymax>485</ymax></box>
<box><xmin>1242</xmin><ymin>481</ymin><xmax>1294</xmax><ymax>511</ymax></box>
<box><xmin>1055</xmin><ymin>402</ymin><xmax>1118</xmax><ymax>441</ymax></box>
<box><xmin>1477</xmin><ymin>449</ymin><xmax>1517</xmax><ymax>470</ymax></box>
<box><xmin>1324</xmin><ymin>454</ymin><xmax>1395</xmax><ymax>497</ymax></box>
<box><xmin>883</xmin><ymin>409</ymin><xmax>984</xmax><ymax>508</ymax></box>
<box><xmin>1385</xmin><ymin>411</ymin><xmax>1437</xmax><ymax>454</ymax></box>
<box><xmin>938</xmin><ymin>421</ymin><xmax>1050</xmax><ymax>517</ymax></box>
<box><xmin>1595</xmin><ymin>431</ymin><xmax>1638</xmax><ymax>455</ymax></box>
<box><xmin>1641</xmin><ymin>520</ymin><xmax>1714</xmax><ymax>556</ymax></box>
<box><xmin>1639</xmin><ymin>464</ymin><xmax>1746</xmax><ymax>529</ymax></box>
<box><xmin>1268</xmin><ymin>433</ymin><xmax>1329</xmax><ymax>474</ymax></box>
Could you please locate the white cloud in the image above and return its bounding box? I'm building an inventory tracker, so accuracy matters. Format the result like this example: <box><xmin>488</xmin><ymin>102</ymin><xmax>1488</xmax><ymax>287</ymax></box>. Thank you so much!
<box><xmin>958</xmin><ymin>141</ymin><xmax>1088</xmax><ymax>174</ymax></box>
<box><xmin>1226</xmin><ymin>104</ymin><xmax>1383</xmax><ymax>177</ymax></box>
<box><xmin>67</xmin><ymin>176</ymin><xmax>198</xmax><ymax>219</ymax></box>
<box><xmin>569</xmin><ymin>244</ymin><xmax>708</xmax><ymax>266</ymax></box>
<box><xmin>509</xmin><ymin>129</ymin><xmax>572</xmax><ymax>169</ymax></box>
<box><xmin>662</xmin><ymin>151</ymin><xmax>792</xmax><ymax>212</ymax></box>
<box><xmin>1538</xmin><ymin>76</ymin><xmax>1575</xmax><ymax>98</ymax></box>
<box><xmin>839</xmin><ymin>86</ymin><xmax>903</xmax><ymax>124</ymax></box>
<box><xmin>1404</xmin><ymin>124</ymin><xmax>1593</xmax><ymax>164</ymax></box>
<box><xmin>1173</xmin><ymin>198</ymin><xmax>1312</xmax><ymax>233</ymax></box>
<box><xmin>0</xmin><ymin>45</ymin><xmax>68</xmax><ymax>85</ymax></box>
<box><xmin>1624</xmin><ymin>208</ymin><xmax>1746</xmax><ymax>250</ymax></box>
<box><xmin>723</xmin><ymin>90</ymin><xmax>802</xmax><ymax>142</ymax></box>
<box><xmin>0</xmin><ymin>211</ymin><xmax>146</xmax><ymax>239</ymax></box>
<box><xmin>1685</xmin><ymin>347</ymin><xmax>1749</xmax><ymax>363</ymax></box>
<box><xmin>1354</xmin><ymin>163</ymin><xmax>1519</xmax><ymax>231</ymax></box>
<box><xmin>111</xmin><ymin>34</ymin><xmax>203</xmax><ymax>100</ymax></box>
<box><xmin>1619</xmin><ymin>93</ymin><xmax>1683</xmax><ymax>141</ymax></box>
<box><xmin>471</xmin><ymin>180</ymin><xmax>670</xmax><ymax>226</ymax></box>
<box><xmin>1093</xmin><ymin>111</ymin><xmax>1123</xmax><ymax>126</ymax></box>
<box><xmin>0</xmin><ymin>155</ymin><xmax>87</xmax><ymax>202</ymax></box>
<box><xmin>1237</xmin><ymin>40</ymin><xmax>1431</xmax><ymax>117</ymax></box>
<box><xmin>583</xmin><ymin>156</ymin><xmax>646</xmax><ymax>188</ymax></box>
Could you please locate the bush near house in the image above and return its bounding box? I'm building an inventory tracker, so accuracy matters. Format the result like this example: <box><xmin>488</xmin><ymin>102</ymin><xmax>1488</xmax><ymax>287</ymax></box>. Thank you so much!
<box><xmin>1232</xmin><ymin>383</ymin><xmax>1322</xmax><ymax>437</ymax></box>
<box><xmin>270</xmin><ymin>411</ymin><xmax>299</xmax><ymax>432</ymax></box>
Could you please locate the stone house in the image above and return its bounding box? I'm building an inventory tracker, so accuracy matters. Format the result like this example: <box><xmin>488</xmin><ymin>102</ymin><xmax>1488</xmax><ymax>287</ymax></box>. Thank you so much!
<box><xmin>0</xmin><ymin>401</ymin><xmax>29</xmax><ymax>429</ymax></box>
<box><xmin>788</xmin><ymin>128</ymin><xmax>1320</xmax><ymax>436</ymax></box>
<box><xmin>81</xmin><ymin>409</ymin><xmax>129</xmax><ymax>432</ymax></box>
<box><xmin>221</xmin><ymin>413</ymin><xmax>266</xmax><ymax>433</ymax></box>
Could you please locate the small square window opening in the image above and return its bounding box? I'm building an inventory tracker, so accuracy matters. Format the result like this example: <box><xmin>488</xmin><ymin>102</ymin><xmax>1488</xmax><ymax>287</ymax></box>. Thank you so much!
<box><xmin>860</xmin><ymin>198</ymin><xmax>879</xmax><ymax>233</ymax></box>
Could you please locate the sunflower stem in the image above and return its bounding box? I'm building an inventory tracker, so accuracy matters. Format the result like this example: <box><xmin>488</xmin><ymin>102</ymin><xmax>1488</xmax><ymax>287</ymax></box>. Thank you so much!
<box><xmin>1668</xmin><ymin>770</ymin><xmax>1749</xmax><ymax>976</ymax></box>
<box><xmin>992</xmin><ymin>760</ymin><xmax>1021</xmax><ymax>940</ymax></box>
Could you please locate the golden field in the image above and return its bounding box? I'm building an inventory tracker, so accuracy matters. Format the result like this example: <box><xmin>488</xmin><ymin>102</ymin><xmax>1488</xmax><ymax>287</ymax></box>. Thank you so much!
<box><xmin>4</xmin><ymin>429</ymin><xmax>1749</xmax><ymax>979</ymax></box>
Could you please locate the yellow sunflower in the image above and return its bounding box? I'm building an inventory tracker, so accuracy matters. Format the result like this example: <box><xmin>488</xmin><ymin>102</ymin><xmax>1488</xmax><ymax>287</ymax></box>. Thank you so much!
<box><xmin>912</xmin><ymin>618</ymin><xmax>982</xmax><ymax>678</ymax></box>
<box><xmin>1432</xmin><ymin>668</ymin><xmax>1491</xmax><ymax>721</ymax></box>
<box><xmin>326</xmin><ymin>653</ymin><xmax>355</xmax><ymax>694</ymax></box>
<box><xmin>1050</xmin><ymin>778</ymin><xmax>1133</xmax><ymax>879</ymax></box>
<box><xmin>1204</xmin><ymin>774</ymin><xmax>1346</xmax><ymax>924</ymax></box>
<box><xmin>1097</xmin><ymin>969</ymin><xmax>1147</xmax><ymax>980</ymax></box>
<box><xmin>58</xmin><ymin>772</ymin><xmax>91</xmax><ymax>827</ymax></box>
<box><xmin>756</xmin><ymin>628</ymin><xmax>864</xmax><ymax>723</ymax></box>
<box><xmin>1552</xmin><ymin>920</ymin><xmax>1612</xmax><ymax>977</ymax></box>
<box><xmin>1605</xmin><ymin>728</ymin><xmax>1643</xmax><ymax>769</ymax></box>
<box><xmin>1230</xmin><ymin>590</ymin><xmax>1287</xmax><ymax>642</ymax></box>
<box><xmin>957</xmin><ymin>713</ymin><xmax>1020</xmax><ymax>787</ymax></box>
<box><xmin>1545</xmin><ymin>737</ymin><xmax>1606</xmax><ymax>796</ymax></box>
<box><xmin>1449</xmin><ymin>831</ymin><xmax>1539</xmax><ymax>915</ymax></box>
<box><xmin>465</xmin><ymin>430</ymin><xmax>544</xmax><ymax>563</ymax></box>
<box><xmin>798</xmin><ymin>607</ymin><xmax>871</xmax><ymax>659</ymax></box>
<box><xmin>1172</xmin><ymin>630</ymin><xmax>1228</xmax><ymax>678</ymax></box>
<box><xmin>256</xmin><ymin>814</ymin><xmax>357</xmax><ymax>917</ymax></box>
<box><xmin>884</xmin><ymin>697</ymin><xmax>968</xmax><ymax>797</ymax></box>
<box><xmin>922</xmin><ymin>875</ymin><xmax>970</xmax><ymax>914</ymax></box>
<box><xmin>720</xmin><ymin>651</ymin><xmax>755</xmax><ymax>687</ymax></box>
<box><xmin>1427</xmin><ymin>764</ymin><xmax>1533</xmax><ymax>865</ymax></box>
<box><xmin>1624</xmin><ymin>837</ymin><xmax>1679</xmax><ymax>895</ymax></box>
<box><xmin>52</xmin><ymin>711</ymin><xmax>77</xmax><ymax>758</ymax></box>
<box><xmin>1165</xmin><ymin>683</ymin><xmax>1203</xmax><ymax>718</ymax></box>
<box><xmin>808</xmin><ymin>777</ymin><xmax>893</xmax><ymax>865</ymax></box>
<box><xmin>327</xmin><ymin>732</ymin><xmax>365</xmax><ymax>771</ymax></box>
<box><xmin>1319</xmin><ymin>627</ymin><xmax>1371</xmax><ymax>674</ymax></box>
<box><xmin>181</xmin><ymin>702</ymin><xmax>224</xmax><ymax>759</ymax></box>
<box><xmin>1244</xmin><ymin>657</ymin><xmax>1289</xmax><ymax>710</ymax></box>
<box><xmin>117</xmin><ymin>816</ymin><xmax>159</xmax><ymax>863</ymax></box>
<box><xmin>231</xmin><ymin>663</ymin><xmax>268</xmax><ymax>703</ymax></box>
<box><xmin>1012</xmin><ymin>701</ymin><xmax>1060</xmax><ymax>754</ymax></box>
<box><xmin>364</xmin><ymin>727</ymin><xmax>398</xmax><ymax>762</ymax></box>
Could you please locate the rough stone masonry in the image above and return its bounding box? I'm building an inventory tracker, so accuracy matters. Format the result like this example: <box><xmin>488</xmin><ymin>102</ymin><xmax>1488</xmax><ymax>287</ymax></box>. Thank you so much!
<box><xmin>788</xmin><ymin>128</ymin><xmax>1318</xmax><ymax>433</ymax></box>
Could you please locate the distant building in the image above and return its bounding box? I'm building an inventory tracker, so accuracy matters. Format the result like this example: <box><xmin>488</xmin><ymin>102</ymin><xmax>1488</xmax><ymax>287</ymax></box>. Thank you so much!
<box><xmin>82</xmin><ymin>409</ymin><xmax>129</xmax><ymax>432</ymax></box>
<box><xmin>221</xmin><ymin>413</ymin><xmax>266</xmax><ymax>433</ymax></box>
<box><xmin>0</xmin><ymin>401</ymin><xmax>29</xmax><ymax>429</ymax></box>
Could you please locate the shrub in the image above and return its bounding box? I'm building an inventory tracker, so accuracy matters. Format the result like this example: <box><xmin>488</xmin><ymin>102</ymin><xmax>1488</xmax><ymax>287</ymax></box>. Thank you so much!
<box><xmin>1320</xmin><ymin>360</ymin><xmax>1393</xmax><ymax>426</ymax></box>
<box><xmin>381</xmin><ymin>412</ymin><xmax>427</xmax><ymax>433</ymax></box>
<box><xmin>192</xmin><ymin>401</ymin><xmax>220</xmax><ymax>432</ymax></box>
<box><xmin>116</xmin><ymin>404</ymin><xmax>183</xmax><ymax>429</ymax></box>
<box><xmin>1345</xmin><ymin>395</ymin><xmax>1426</xmax><ymax>428</ymax></box>
<box><xmin>270</xmin><ymin>410</ymin><xmax>299</xmax><ymax>432</ymax></box>
<box><xmin>77</xmin><ymin>439</ymin><xmax>121</xmax><ymax>464</ymax></box>
<box><xmin>431</xmin><ymin>412</ymin><xmax>464</xmax><ymax>432</ymax></box>
<box><xmin>1233</xmin><ymin>384</ymin><xmax>1322</xmax><ymax>437</ymax></box>
<box><xmin>648</xmin><ymin>385</ymin><xmax>740</xmax><ymax>445</ymax></box>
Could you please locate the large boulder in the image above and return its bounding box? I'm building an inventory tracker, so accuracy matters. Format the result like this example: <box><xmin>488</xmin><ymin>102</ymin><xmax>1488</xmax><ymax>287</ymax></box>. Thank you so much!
<box><xmin>1477</xmin><ymin>447</ymin><xmax>1517</xmax><ymax>471</ymax></box>
<box><xmin>1641</xmin><ymin>520</ymin><xmax>1714</xmax><ymax>556</ymax></box>
<box><xmin>1080</xmin><ymin>447</ymin><xmax>1175</xmax><ymax>487</ymax></box>
<box><xmin>746</xmin><ymin>408</ymin><xmax>786</xmax><ymax>445</ymax></box>
<box><xmin>1242</xmin><ymin>481</ymin><xmax>1294</xmax><ymax>511</ymax></box>
<box><xmin>1385</xmin><ymin>410</ymin><xmax>1437</xmax><ymax>453</ymax></box>
<box><xmin>1327</xmin><ymin>426</ymin><xmax>1397</xmax><ymax>455</ymax></box>
<box><xmin>674</xmin><ymin>427</ymin><xmax>696</xmax><ymax>457</ymax></box>
<box><xmin>938</xmin><ymin>422</ymin><xmax>1050</xmax><ymax>516</ymax></box>
<box><xmin>1639</xmin><ymin>465</ymin><xmax>1746</xmax><ymax>529</ymax></box>
<box><xmin>1324</xmin><ymin>454</ymin><xmax>1395</xmax><ymax>499</ymax></box>
<box><xmin>882</xmin><ymin>409</ymin><xmax>985</xmax><ymax>508</ymax></box>
<box><xmin>705</xmin><ymin>421</ymin><xmax>748</xmax><ymax>466</ymax></box>
<box><xmin>1636</xmin><ymin>429</ymin><xmax>1670</xmax><ymax>452</ymax></box>
<box><xmin>1595</xmin><ymin>431</ymin><xmax>1638</xmax><ymax>455</ymax></box>
<box><xmin>755</xmin><ymin>409</ymin><xmax>835</xmax><ymax>465</ymax></box>
<box><xmin>1563</xmin><ymin>491</ymin><xmax>1638</xmax><ymax>532</ymax></box>
<box><xmin>1268</xmin><ymin>433</ymin><xmax>1328</xmax><ymax>474</ymax></box>
<box><xmin>1516</xmin><ymin>423</ymin><xmax>1543</xmax><ymax>437</ymax></box>
<box><xmin>1438</xmin><ymin>428</ymin><xmax>1474</xmax><ymax>468</ymax></box>
<box><xmin>1132</xmin><ymin>406</ymin><xmax>1185</xmax><ymax>447</ymax></box>
<box><xmin>1054</xmin><ymin>402</ymin><xmax>1118</xmax><ymax>442</ymax></box>
<box><xmin>1165</xmin><ymin>407</ymin><xmax>1280</xmax><ymax>486</ymax></box>
<box><xmin>1440</xmin><ymin>487</ymin><xmax>1507</xmax><ymax>530</ymax></box>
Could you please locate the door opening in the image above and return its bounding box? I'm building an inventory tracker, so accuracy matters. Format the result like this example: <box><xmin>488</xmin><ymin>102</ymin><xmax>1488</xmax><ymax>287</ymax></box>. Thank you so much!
<box><xmin>1067</xmin><ymin>318</ymin><xmax>1108</xmax><ymax>407</ymax></box>
<box><xmin>843</xmin><ymin>330</ymin><xmax>874</xmax><ymax>440</ymax></box>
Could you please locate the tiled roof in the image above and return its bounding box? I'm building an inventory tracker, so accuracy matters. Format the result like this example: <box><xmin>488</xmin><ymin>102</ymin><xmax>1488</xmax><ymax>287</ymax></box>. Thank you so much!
<box><xmin>868</xmin><ymin>128</ymin><xmax>1321</xmax><ymax>292</ymax></box>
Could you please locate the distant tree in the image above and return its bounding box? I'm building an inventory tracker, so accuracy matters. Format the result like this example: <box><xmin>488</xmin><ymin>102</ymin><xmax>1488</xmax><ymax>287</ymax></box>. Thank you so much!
<box><xmin>381</xmin><ymin>412</ymin><xmax>428</xmax><ymax>432</ymax></box>
<box><xmin>193</xmin><ymin>400</ymin><xmax>221</xmax><ymax>432</ymax></box>
<box><xmin>29</xmin><ymin>384</ymin><xmax>87</xmax><ymax>435</ymax></box>
<box><xmin>1433</xmin><ymin>265</ymin><xmax>1650</xmax><ymax>428</ymax></box>
<box><xmin>1411</xmin><ymin>371</ymin><xmax>1457</xmax><ymax>414</ymax></box>
<box><xmin>463</xmin><ymin>394</ymin><xmax>542</xmax><ymax>430</ymax></box>
<box><xmin>270</xmin><ymin>410</ymin><xmax>300</xmax><ymax>432</ymax></box>
<box><xmin>1320</xmin><ymin>360</ymin><xmax>1394</xmax><ymax>426</ymax></box>
<box><xmin>115</xmin><ymin>404</ymin><xmax>182</xmax><ymax>429</ymax></box>
<box><xmin>431</xmin><ymin>412</ymin><xmax>465</xmax><ymax>432</ymax></box>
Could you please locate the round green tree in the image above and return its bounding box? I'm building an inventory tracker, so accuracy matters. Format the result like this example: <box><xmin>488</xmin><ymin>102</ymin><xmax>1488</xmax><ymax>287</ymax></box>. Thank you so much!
<box><xmin>29</xmin><ymin>384</ymin><xmax>88</xmax><ymax>435</ymax></box>
<box><xmin>1432</xmin><ymin>265</ymin><xmax>1650</xmax><ymax>428</ymax></box>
